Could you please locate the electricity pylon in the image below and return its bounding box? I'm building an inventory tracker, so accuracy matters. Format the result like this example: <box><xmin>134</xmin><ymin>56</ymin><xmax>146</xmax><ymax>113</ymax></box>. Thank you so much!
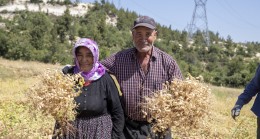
<box><xmin>188</xmin><ymin>0</ymin><xmax>210</xmax><ymax>46</ymax></box>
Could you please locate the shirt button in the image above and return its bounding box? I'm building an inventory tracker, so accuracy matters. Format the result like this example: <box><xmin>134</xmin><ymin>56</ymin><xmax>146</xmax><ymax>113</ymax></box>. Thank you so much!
<box><xmin>84</xmin><ymin>94</ymin><xmax>87</xmax><ymax>97</ymax></box>
<box><xmin>84</xmin><ymin>100</ymin><xmax>87</xmax><ymax>103</ymax></box>
<box><xmin>84</xmin><ymin>88</ymin><xmax>88</xmax><ymax>91</ymax></box>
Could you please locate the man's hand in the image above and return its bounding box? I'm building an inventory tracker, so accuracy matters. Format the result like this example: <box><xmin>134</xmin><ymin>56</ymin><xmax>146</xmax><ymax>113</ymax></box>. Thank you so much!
<box><xmin>62</xmin><ymin>64</ymin><xmax>73</xmax><ymax>74</ymax></box>
<box><xmin>231</xmin><ymin>105</ymin><xmax>241</xmax><ymax>120</ymax></box>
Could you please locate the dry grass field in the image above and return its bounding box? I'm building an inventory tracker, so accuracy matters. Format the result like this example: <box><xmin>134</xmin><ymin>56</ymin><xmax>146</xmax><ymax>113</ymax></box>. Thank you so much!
<box><xmin>0</xmin><ymin>58</ymin><xmax>257</xmax><ymax>139</ymax></box>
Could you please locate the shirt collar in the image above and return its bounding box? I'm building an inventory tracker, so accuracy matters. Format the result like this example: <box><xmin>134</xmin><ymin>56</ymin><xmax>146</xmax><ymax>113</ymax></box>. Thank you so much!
<box><xmin>131</xmin><ymin>46</ymin><xmax>158</xmax><ymax>62</ymax></box>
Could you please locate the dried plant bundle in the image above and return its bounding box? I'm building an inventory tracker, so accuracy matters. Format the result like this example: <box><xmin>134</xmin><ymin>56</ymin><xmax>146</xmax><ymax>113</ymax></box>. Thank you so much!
<box><xmin>27</xmin><ymin>69</ymin><xmax>82</xmax><ymax>136</ymax></box>
<box><xmin>142</xmin><ymin>75</ymin><xmax>211</xmax><ymax>136</ymax></box>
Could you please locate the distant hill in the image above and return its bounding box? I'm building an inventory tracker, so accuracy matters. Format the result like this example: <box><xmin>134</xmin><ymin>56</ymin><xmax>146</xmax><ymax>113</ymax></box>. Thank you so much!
<box><xmin>0</xmin><ymin>0</ymin><xmax>91</xmax><ymax>19</ymax></box>
<box><xmin>0</xmin><ymin>0</ymin><xmax>259</xmax><ymax>87</ymax></box>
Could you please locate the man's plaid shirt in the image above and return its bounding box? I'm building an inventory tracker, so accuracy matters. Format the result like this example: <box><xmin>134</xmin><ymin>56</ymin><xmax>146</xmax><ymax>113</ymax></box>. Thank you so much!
<box><xmin>101</xmin><ymin>47</ymin><xmax>183</xmax><ymax>121</ymax></box>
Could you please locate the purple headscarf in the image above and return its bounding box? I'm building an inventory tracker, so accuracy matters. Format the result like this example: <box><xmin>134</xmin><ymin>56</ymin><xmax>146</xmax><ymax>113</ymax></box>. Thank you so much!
<box><xmin>73</xmin><ymin>38</ymin><xmax>105</xmax><ymax>81</ymax></box>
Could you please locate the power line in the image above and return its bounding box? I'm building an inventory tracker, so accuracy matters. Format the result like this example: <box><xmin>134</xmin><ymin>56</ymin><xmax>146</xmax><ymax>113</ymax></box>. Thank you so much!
<box><xmin>127</xmin><ymin>0</ymin><xmax>183</xmax><ymax>29</ymax></box>
<box><xmin>215</xmin><ymin>0</ymin><xmax>258</xmax><ymax>29</ymax></box>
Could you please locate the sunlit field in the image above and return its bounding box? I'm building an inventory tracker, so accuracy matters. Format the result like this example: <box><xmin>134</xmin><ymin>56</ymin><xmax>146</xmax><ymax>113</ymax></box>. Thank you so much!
<box><xmin>0</xmin><ymin>58</ymin><xmax>257</xmax><ymax>139</ymax></box>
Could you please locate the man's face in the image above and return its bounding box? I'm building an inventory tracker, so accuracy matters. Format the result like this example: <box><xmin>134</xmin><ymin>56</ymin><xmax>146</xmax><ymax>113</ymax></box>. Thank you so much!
<box><xmin>132</xmin><ymin>26</ymin><xmax>157</xmax><ymax>53</ymax></box>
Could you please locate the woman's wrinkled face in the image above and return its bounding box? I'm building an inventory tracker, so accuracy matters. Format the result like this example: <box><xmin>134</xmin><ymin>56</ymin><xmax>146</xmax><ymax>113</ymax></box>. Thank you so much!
<box><xmin>132</xmin><ymin>26</ymin><xmax>157</xmax><ymax>53</ymax></box>
<box><xmin>76</xmin><ymin>46</ymin><xmax>93</xmax><ymax>72</ymax></box>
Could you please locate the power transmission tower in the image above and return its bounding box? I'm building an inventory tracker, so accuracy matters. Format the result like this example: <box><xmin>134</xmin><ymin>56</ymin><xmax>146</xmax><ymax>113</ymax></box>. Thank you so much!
<box><xmin>188</xmin><ymin>0</ymin><xmax>210</xmax><ymax>46</ymax></box>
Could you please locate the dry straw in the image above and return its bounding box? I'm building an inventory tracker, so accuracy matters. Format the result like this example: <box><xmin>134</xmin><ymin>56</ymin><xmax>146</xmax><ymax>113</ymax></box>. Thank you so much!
<box><xmin>142</xmin><ymin>74</ymin><xmax>211</xmax><ymax>137</ymax></box>
<box><xmin>27</xmin><ymin>69</ymin><xmax>83</xmax><ymax>137</ymax></box>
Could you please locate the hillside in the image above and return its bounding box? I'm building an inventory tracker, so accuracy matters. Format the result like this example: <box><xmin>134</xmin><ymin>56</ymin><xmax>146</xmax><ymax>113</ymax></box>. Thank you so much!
<box><xmin>0</xmin><ymin>58</ymin><xmax>257</xmax><ymax>138</ymax></box>
<box><xmin>0</xmin><ymin>0</ymin><xmax>91</xmax><ymax>19</ymax></box>
<box><xmin>0</xmin><ymin>1</ymin><xmax>259</xmax><ymax>88</ymax></box>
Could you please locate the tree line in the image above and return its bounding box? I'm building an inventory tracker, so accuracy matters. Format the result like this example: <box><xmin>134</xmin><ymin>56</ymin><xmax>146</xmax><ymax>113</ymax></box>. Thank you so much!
<box><xmin>0</xmin><ymin>1</ymin><xmax>259</xmax><ymax>87</ymax></box>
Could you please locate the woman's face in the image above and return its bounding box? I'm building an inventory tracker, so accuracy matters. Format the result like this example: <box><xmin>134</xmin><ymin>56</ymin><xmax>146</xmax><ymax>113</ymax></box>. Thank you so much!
<box><xmin>132</xmin><ymin>26</ymin><xmax>157</xmax><ymax>53</ymax></box>
<box><xmin>76</xmin><ymin>46</ymin><xmax>93</xmax><ymax>72</ymax></box>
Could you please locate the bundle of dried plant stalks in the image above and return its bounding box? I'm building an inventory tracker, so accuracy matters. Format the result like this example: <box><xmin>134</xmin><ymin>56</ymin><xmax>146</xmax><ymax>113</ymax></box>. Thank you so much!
<box><xmin>142</xmin><ymin>75</ymin><xmax>211</xmax><ymax>136</ymax></box>
<box><xmin>27</xmin><ymin>69</ymin><xmax>82</xmax><ymax>136</ymax></box>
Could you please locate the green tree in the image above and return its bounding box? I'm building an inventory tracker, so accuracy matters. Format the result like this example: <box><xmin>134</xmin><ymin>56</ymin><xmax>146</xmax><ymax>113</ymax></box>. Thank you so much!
<box><xmin>55</xmin><ymin>8</ymin><xmax>73</xmax><ymax>43</ymax></box>
<box><xmin>30</xmin><ymin>0</ymin><xmax>42</xmax><ymax>3</ymax></box>
<box><xmin>5</xmin><ymin>32</ymin><xmax>33</xmax><ymax>60</ymax></box>
<box><xmin>45</xmin><ymin>41</ymin><xmax>72</xmax><ymax>64</ymax></box>
<box><xmin>63</xmin><ymin>0</ymin><xmax>71</xmax><ymax>5</ymax></box>
<box><xmin>0</xmin><ymin>29</ymin><xmax>8</xmax><ymax>56</ymax></box>
<box><xmin>0</xmin><ymin>0</ymin><xmax>9</xmax><ymax>6</ymax></box>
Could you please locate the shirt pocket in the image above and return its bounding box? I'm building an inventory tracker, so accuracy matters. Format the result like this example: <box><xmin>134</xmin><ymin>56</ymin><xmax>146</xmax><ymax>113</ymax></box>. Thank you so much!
<box><xmin>153</xmin><ymin>71</ymin><xmax>168</xmax><ymax>90</ymax></box>
<box><xmin>154</xmin><ymin>80</ymin><xmax>163</xmax><ymax>90</ymax></box>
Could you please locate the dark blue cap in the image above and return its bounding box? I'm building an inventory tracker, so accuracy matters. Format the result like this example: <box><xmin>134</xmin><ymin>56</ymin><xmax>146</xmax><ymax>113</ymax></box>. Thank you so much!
<box><xmin>132</xmin><ymin>16</ymin><xmax>156</xmax><ymax>30</ymax></box>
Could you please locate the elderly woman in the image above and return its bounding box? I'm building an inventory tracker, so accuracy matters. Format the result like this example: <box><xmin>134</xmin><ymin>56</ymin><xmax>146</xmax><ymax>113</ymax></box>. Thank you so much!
<box><xmin>53</xmin><ymin>38</ymin><xmax>125</xmax><ymax>139</ymax></box>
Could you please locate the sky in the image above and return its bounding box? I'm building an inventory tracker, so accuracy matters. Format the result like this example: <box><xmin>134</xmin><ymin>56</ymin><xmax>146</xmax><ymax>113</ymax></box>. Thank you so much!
<box><xmin>80</xmin><ymin>0</ymin><xmax>260</xmax><ymax>43</ymax></box>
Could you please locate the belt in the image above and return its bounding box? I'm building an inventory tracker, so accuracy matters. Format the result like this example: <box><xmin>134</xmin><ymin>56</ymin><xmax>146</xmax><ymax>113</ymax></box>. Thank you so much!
<box><xmin>125</xmin><ymin>117</ymin><xmax>151</xmax><ymax>128</ymax></box>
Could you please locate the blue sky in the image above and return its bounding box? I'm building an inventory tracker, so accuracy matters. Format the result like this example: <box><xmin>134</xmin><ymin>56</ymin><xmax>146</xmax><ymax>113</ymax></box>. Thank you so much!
<box><xmin>81</xmin><ymin>0</ymin><xmax>260</xmax><ymax>43</ymax></box>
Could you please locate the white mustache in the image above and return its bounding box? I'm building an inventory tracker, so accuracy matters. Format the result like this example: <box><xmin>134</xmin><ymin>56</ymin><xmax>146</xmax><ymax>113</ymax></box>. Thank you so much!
<box><xmin>139</xmin><ymin>40</ymin><xmax>148</xmax><ymax>45</ymax></box>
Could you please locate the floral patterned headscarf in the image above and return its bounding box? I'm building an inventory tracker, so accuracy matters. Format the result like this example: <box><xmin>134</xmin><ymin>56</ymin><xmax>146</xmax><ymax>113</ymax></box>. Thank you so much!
<box><xmin>73</xmin><ymin>38</ymin><xmax>105</xmax><ymax>81</ymax></box>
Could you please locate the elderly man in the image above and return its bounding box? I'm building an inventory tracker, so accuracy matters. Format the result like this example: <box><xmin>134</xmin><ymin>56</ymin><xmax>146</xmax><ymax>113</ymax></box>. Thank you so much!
<box><xmin>101</xmin><ymin>15</ymin><xmax>183</xmax><ymax>139</ymax></box>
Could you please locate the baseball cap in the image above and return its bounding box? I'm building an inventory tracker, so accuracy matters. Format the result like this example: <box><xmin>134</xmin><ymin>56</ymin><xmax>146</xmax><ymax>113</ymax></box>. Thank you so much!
<box><xmin>132</xmin><ymin>16</ymin><xmax>156</xmax><ymax>30</ymax></box>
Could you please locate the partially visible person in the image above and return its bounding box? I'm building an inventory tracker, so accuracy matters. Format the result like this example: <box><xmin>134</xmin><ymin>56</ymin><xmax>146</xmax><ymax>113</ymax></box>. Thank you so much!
<box><xmin>231</xmin><ymin>64</ymin><xmax>260</xmax><ymax>139</ymax></box>
<box><xmin>53</xmin><ymin>38</ymin><xmax>125</xmax><ymax>139</ymax></box>
<box><xmin>101</xmin><ymin>15</ymin><xmax>183</xmax><ymax>139</ymax></box>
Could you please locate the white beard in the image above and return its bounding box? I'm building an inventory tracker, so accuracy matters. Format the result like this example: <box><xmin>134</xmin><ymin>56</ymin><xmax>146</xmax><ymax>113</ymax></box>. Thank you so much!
<box><xmin>133</xmin><ymin>42</ymin><xmax>153</xmax><ymax>53</ymax></box>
